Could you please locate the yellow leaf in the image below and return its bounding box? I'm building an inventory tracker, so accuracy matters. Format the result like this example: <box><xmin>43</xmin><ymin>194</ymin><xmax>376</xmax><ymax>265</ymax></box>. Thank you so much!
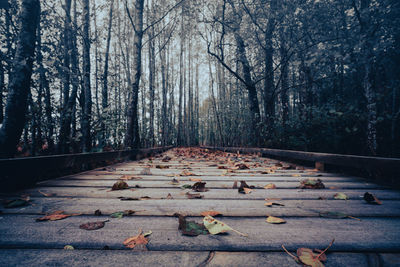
<box><xmin>203</xmin><ymin>216</ymin><xmax>247</xmax><ymax>236</ymax></box>
<box><xmin>264</xmin><ymin>183</ymin><xmax>277</xmax><ymax>189</ymax></box>
<box><xmin>266</xmin><ymin>216</ymin><xmax>286</xmax><ymax>224</ymax></box>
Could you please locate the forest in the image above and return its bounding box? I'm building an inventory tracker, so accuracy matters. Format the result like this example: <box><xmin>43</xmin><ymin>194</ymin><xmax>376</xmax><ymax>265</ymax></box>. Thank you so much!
<box><xmin>0</xmin><ymin>0</ymin><xmax>399</xmax><ymax>159</ymax></box>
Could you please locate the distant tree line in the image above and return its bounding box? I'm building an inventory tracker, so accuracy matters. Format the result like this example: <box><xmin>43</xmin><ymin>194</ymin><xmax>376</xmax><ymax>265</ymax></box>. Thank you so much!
<box><xmin>0</xmin><ymin>0</ymin><xmax>399</xmax><ymax>158</ymax></box>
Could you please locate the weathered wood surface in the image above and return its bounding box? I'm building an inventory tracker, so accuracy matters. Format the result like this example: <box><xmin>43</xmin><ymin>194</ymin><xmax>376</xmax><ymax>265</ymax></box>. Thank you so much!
<box><xmin>1</xmin><ymin>147</ymin><xmax>400</xmax><ymax>266</ymax></box>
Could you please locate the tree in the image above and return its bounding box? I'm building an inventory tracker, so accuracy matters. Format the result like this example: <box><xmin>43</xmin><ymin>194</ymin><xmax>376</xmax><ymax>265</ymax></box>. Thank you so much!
<box><xmin>0</xmin><ymin>0</ymin><xmax>40</xmax><ymax>158</ymax></box>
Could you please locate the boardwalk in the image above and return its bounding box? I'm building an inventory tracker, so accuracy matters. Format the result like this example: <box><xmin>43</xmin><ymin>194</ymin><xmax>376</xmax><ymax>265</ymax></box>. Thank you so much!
<box><xmin>1</xmin><ymin>147</ymin><xmax>400</xmax><ymax>266</ymax></box>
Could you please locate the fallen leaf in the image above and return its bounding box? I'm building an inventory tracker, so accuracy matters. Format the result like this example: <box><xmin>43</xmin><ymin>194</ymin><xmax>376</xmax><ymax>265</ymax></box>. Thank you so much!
<box><xmin>111</xmin><ymin>180</ymin><xmax>129</xmax><ymax>190</ymax></box>
<box><xmin>265</xmin><ymin>198</ymin><xmax>282</xmax><ymax>201</ymax></box>
<box><xmin>189</xmin><ymin>177</ymin><xmax>202</xmax><ymax>182</ymax></box>
<box><xmin>110</xmin><ymin>212</ymin><xmax>124</xmax><ymax>218</ymax></box>
<box><xmin>238</xmin><ymin>181</ymin><xmax>254</xmax><ymax>194</ymax></box>
<box><xmin>123</xmin><ymin>230</ymin><xmax>149</xmax><ymax>250</ymax></box>
<box><xmin>234</xmin><ymin>163</ymin><xmax>249</xmax><ymax>170</ymax></box>
<box><xmin>186</xmin><ymin>192</ymin><xmax>203</xmax><ymax>199</ymax></box>
<box><xmin>140</xmin><ymin>196</ymin><xmax>151</xmax><ymax>200</ymax></box>
<box><xmin>200</xmin><ymin>210</ymin><xmax>222</xmax><ymax>217</ymax></box>
<box><xmin>203</xmin><ymin>215</ymin><xmax>247</xmax><ymax>236</ymax></box>
<box><xmin>334</xmin><ymin>193</ymin><xmax>349</xmax><ymax>200</ymax></box>
<box><xmin>36</xmin><ymin>211</ymin><xmax>79</xmax><ymax>221</ymax></box>
<box><xmin>299</xmin><ymin>179</ymin><xmax>325</xmax><ymax>189</ymax></box>
<box><xmin>124</xmin><ymin>210</ymin><xmax>137</xmax><ymax>216</ymax></box>
<box><xmin>180</xmin><ymin>170</ymin><xmax>198</xmax><ymax>176</ymax></box>
<box><xmin>64</xmin><ymin>245</ymin><xmax>74</xmax><ymax>250</ymax></box>
<box><xmin>266</xmin><ymin>216</ymin><xmax>286</xmax><ymax>224</ymax></box>
<box><xmin>170</xmin><ymin>178</ymin><xmax>180</xmax><ymax>185</ymax></box>
<box><xmin>94</xmin><ymin>209</ymin><xmax>102</xmax><ymax>216</ymax></box>
<box><xmin>120</xmin><ymin>175</ymin><xmax>142</xmax><ymax>180</ymax></box>
<box><xmin>156</xmin><ymin>165</ymin><xmax>169</xmax><ymax>169</ymax></box>
<box><xmin>79</xmin><ymin>220</ymin><xmax>108</xmax><ymax>230</ymax></box>
<box><xmin>364</xmin><ymin>192</ymin><xmax>382</xmax><ymax>205</ymax></box>
<box><xmin>119</xmin><ymin>197</ymin><xmax>140</xmax><ymax>201</ymax></box>
<box><xmin>176</xmin><ymin>213</ymin><xmax>208</xmax><ymax>236</ymax></box>
<box><xmin>291</xmin><ymin>174</ymin><xmax>301</xmax><ymax>177</ymax></box>
<box><xmin>166</xmin><ymin>193</ymin><xmax>173</xmax><ymax>199</ymax></box>
<box><xmin>282</xmin><ymin>239</ymin><xmax>334</xmax><ymax>267</ymax></box>
<box><xmin>218</xmin><ymin>166</ymin><xmax>228</xmax><ymax>169</ymax></box>
<box><xmin>192</xmin><ymin>182</ymin><xmax>207</xmax><ymax>192</ymax></box>
<box><xmin>233</xmin><ymin>180</ymin><xmax>238</xmax><ymax>189</ymax></box>
<box><xmin>264</xmin><ymin>183</ymin><xmax>277</xmax><ymax>189</ymax></box>
<box><xmin>3</xmin><ymin>198</ymin><xmax>30</xmax><ymax>209</ymax></box>
<box><xmin>264</xmin><ymin>202</ymin><xmax>285</xmax><ymax>207</ymax></box>
<box><xmin>162</xmin><ymin>156</ymin><xmax>171</xmax><ymax>162</ymax></box>
<box><xmin>38</xmin><ymin>190</ymin><xmax>56</xmax><ymax>197</ymax></box>
<box><xmin>181</xmin><ymin>184</ymin><xmax>192</xmax><ymax>189</ymax></box>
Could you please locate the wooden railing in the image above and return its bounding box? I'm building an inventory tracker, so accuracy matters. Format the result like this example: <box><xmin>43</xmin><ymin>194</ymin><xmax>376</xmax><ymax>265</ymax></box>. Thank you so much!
<box><xmin>0</xmin><ymin>146</ymin><xmax>173</xmax><ymax>192</ymax></box>
<box><xmin>202</xmin><ymin>146</ymin><xmax>400</xmax><ymax>185</ymax></box>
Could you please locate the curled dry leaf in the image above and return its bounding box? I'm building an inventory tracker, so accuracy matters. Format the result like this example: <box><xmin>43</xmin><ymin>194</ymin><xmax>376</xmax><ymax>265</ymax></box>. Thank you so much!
<box><xmin>123</xmin><ymin>230</ymin><xmax>150</xmax><ymax>250</ymax></box>
<box><xmin>218</xmin><ymin>166</ymin><xmax>228</xmax><ymax>169</ymax></box>
<box><xmin>264</xmin><ymin>183</ymin><xmax>276</xmax><ymax>189</ymax></box>
<box><xmin>166</xmin><ymin>193</ymin><xmax>173</xmax><ymax>199</ymax></box>
<box><xmin>234</xmin><ymin>163</ymin><xmax>249</xmax><ymax>170</ymax></box>
<box><xmin>264</xmin><ymin>202</ymin><xmax>285</xmax><ymax>207</ymax></box>
<box><xmin>181</xmin><ymin>184</ymin><xmax>192</xmax><ymax>189</ymax></box>
<box><xmin>176</xmin><ymin>213</ymin><xmax>208</xmax><ymax>236</ymax></box>
<box><xmin>233</xmin><ymin>180</ymin><xmax>238</xmax><ymax>189</ymax></box>
<box><xmin>203</xmin><ymin>215</ymin><xmax>247</xmax><ymax>236</ymax></box>
<box><xmin>189</xmin><ymin>177</ymin><xmax>202</xmax><ymax>182</ymax></box>
<box><xmin>3</xmin><ymin>198</ymin><xmax>30</xmax><ymax>209</ymax></box>
<box><xmin>120</xmin><ymin>175</ymin><xmax>142</xmax><ymax>180</ymax></box>
<box><xmin>79</xmin><ymin>220</ymin><xmax>109</xmax><ymax>230</ymax></box>
<box><xmin>36</xmin><ymin>210</ymin><xmax>79</xmax><ymax>222</ymax></box>
<box><xmin>238</xmin><ymin>181</ymin><xmax>254</xmax><ymax>194</ymax></box>
<box><xmin>192</xmin><ymin>182</ymin><xmax>207</xmax><ymax>192</ymax></box>
<box><xmin>162</xmin><ymin>156</ymin><xmax>171</xmax><ymax>162</ymax></box>
<box><xmin>64</xmin><ymin>245</ymin><xmax>74</xmax><ymax>250</ymax></box>
<box><xmin>111</xmin><ymin>180</ymin><xmax>129</xmax><ymax>191</ymax></box>
<box><xmin>266</xmin><ymin>216</ymin><xmax>286</xmax><ymax>224</ymax></box>
<box><xmin>94</xmin><ymin>209</ymin><xmax>102</xmax><ymax>216</ymax></box>
<box><xmin>364</xmin><ymin>192</ymin><xmax>382</xmax><ymax>205</ymax></box>
<box><xmin>186</xmin><ymin>192</ymin><xmax>203</xmax><ymax>199</ymax></box>
<box><xmin>200</xmin><ymin>210</ymin><xmax>222</xmax><ymax>217</ymax></box>
<box><xmin>170</xmin><ymin>178</ymin><xmax>180</xmax><ymax>185</ymax></box>
<box><xmin>38</xmin><ymin>190</ymin><xmax>56</xmax><ymax>197</ymax></box>
<box><xmin>180</xmin><ymin>170</ymin><xmax>198</xmax><ymax>176</ymax></box>
<box><xmin>119</xmin><ymin>197</ymin><xmax>140</xmax><ymax>201</ymax></box>
<box><xmin>299</xmin><ymin>179</ymin><xmax>325</xmax><ymax>189</ymax></box>
<box><xmin>333</xmin><ymin>193</ymin><xmax>349</xmax><ymax>200</ymax></box>
<box><xmin>156</xmin><ymin>165</ymin><xmax>169</xmax><ymax>169</ymax></box>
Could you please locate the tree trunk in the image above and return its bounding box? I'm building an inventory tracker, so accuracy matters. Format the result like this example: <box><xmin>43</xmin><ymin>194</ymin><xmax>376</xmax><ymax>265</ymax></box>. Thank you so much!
<box><xmin>148</xmin><ymin>25</ymin><xmax>156</xmax><ymax>147</ymax></box>
<box><xmin>101</xmin><ymin>0</ymin><xmax>114</xmax><ymax>147</ymax></box>
<box><xmin>81</xmin><ymin>0</ymin><xmax>92</xmax><ymax>152</ymax></box>
<box><xmin>0</xmin><ymin>0</ymin><xmax>40</xmax><ymax>158</ymax></box>
<box><xmin>125</xmin><ymin>0</ymin><xmax>144</xmax><ymax>148</ymax></box>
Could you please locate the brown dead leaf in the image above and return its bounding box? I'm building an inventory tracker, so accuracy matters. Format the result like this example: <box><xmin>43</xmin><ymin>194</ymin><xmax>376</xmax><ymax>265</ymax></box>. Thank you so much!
<box><xmin>112</xmin><ymin>180</ymin><xmax>129</xmax><ymax>190</ymax></box>
<box><xmin>123</xmin><ymin>230</ymin><xmax>149</xmax><ymax>250</ymax></box>
<box><xmin>186</xmin><ymin>192</ymin><xmax>203</xmax><ymax>199</ymax></box>
<box><xmin>189</xmin><ymin>177</ymin><xmax>202</xmax><ymax>182</ymax></box>
<box><xmin>364</xmin><ymin>192</ymin><xmax>382</xmax><ymax>205</ymax></box>
<box><xmin>156</xmin><ymin>165</ymin><xmax>169</xmax><ymax>169</ymax></box>
<box><xmin>38</xmin><ymin>190</ymin><xmax>56</xmax><ymax>197</ymax></box>
<box><xmin>200</xmin><ymin>210</ymin><xmax>222</xmax><ymax>217</ymax></box>
<box><xmin>166</xmin><ymin>193</ymin><xmax>173</xmax><ymax>199</ymax></box>
<box><xmin>234</xmin><ymin>163</ymin><xmax>249</xmax><ymax>170</ymax></box>
<box><xmin>238</xmin><ymin>181</ymin><xmax>254</xmax><ymax>194</ymax></box>
<box><xmin>120</xmin><ymin>175</ymin><xmax>142</xmax><ymax>180</ymax></box>
<box><xmin>162</xmin><ymin>156</ymin><xmax>171</xmax><ymax>162</ymax></box>
<box><xmin>299</xmin><ymin>179</ymin><xmax>325</xmax><ymax>189</ymax></box>
<box><xmin>36</xmin><ymin>211</ymin><xmax>80</xmax><ymax>221</ymax></box>
<box><xmin>79</xmin><ymin>220</ymin><xmax>108</xmax><ymax>230</ymax></box>
<box><xmin>139</xmin><ymin>168</ymin><xmax>152</xmax><ymax>175</ymax></box>
<box><xmin>192</xmin><ymin>182</ymin><xmax>207</xmax><ymax>192</ymax></box>
<box><xmin>180</xmin><ymin>170</ymin><xmax>198</xmax><ymax>176</ymax></box>
<box><xmin>264</xmin><ymin>202</ymin><xmax>285</xmax><ymax>207</ymax></box>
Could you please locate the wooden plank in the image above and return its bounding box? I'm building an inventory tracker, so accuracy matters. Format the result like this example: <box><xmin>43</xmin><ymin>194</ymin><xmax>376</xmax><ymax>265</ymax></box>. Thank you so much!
<box><xmin>37</xmin><ymin>179</ymin><xmax>383</xmax><ymax>189</ymax></box>
<box><xmin>0</xmin><ymin>215</ymin><xmax>399</xmax><ymax>252</ymax></box>
<box><xmin>11</xmin><ymin>187</ymin><xmax>400</xmax><ymax>200</ymax></box>
<box><xmin>0</xmin><ymin>147</ymin><xmax>172</xmax><ymax>192</ymax></box>
<box><xmin>0</xmin><ymin>250</ymin><xmax>375</xmax><ymax>267</ymax></box>
<box><xmin>59</xmin><ymin>174</ymin><xmax>363</xmax><ymax>183</ymax></box>
<box><xmin>3</xmin><ymin>198</ymin><xmax>399</xmax><ymax>217</ymax></box>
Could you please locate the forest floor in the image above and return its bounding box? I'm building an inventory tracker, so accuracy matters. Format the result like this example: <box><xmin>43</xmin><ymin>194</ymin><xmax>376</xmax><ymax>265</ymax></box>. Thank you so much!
<box><xmin>1</xmin><ymin>147</ymin><xmax>400</xmax><ymax>266</ymax></box>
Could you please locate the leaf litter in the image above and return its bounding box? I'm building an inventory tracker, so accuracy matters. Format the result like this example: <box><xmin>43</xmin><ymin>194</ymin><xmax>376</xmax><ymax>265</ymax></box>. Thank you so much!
<box><xmin>36</xmin><ymin>210</ymin><xmax>80</xmax><ymax>221</ymax></box>
<box><xmin>203</xmin><ymin>215</ymin><xmax>247</xmax><ymax>236</ymax></box>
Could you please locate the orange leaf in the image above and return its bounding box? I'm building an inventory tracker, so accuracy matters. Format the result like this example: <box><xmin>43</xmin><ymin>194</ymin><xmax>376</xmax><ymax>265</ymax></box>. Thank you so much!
<box><xmin>189</xmin><ymin>178</ymin><xmax>202</xmax><ymax>182</ymax></box>
<box><xmin>36</xmin><ymin>211</ymin><xmax>79</xmax><ymax>221</ymax></box>
<box><xmin>201</xmin><ymin>210</ymin><xmax>222</xmax><ymax>217</ymax></box>
<box><xmin>123</xmin><ymin>230</ymin><xmax>149</xmax><ymax>250</ymax></box>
